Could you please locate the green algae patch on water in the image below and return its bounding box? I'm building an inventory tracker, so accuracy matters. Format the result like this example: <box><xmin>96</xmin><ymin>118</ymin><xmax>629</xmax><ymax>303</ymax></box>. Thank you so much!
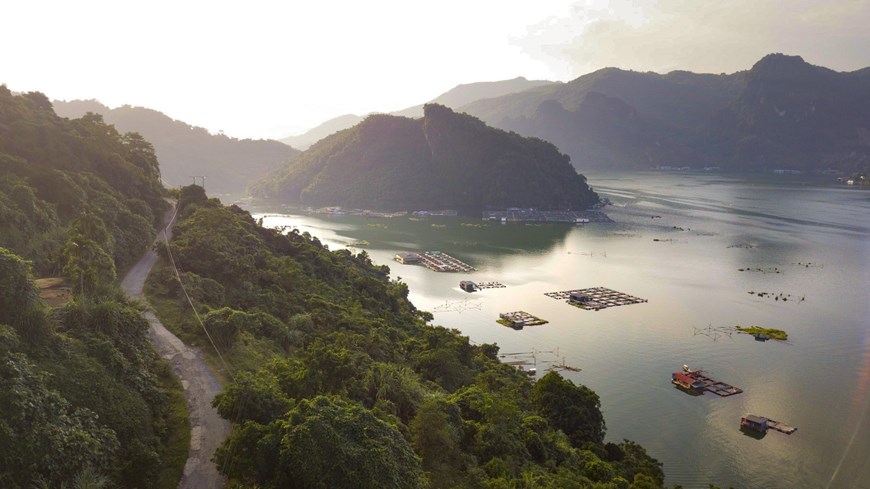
<box><xmin>736</xmin><ymin>326</ymin><xmax>788</xmax><ymax>341</ymax></box>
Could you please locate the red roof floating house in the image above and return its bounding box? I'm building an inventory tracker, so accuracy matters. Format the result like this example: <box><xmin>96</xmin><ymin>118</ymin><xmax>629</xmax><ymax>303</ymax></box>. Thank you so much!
<box><xmin>672</xmin><ymin>371</ymin><xmax>705</xmax><ymax>391</ymax></box>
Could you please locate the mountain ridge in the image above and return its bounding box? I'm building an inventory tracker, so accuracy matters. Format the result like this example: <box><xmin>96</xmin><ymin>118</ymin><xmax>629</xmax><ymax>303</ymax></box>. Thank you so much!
<box><xmin>460</xmin><ymin>53</ymin><xmax>870</xmax><ymax>172</ymax></box>
<box><xmin>255</xmin><ymin>104</ymin><xmax>598</xmax><ymax>212</ymax></box>
<box><xmin>52</xmin><ymin>100</ymin><xmax>299</xmax><ymax>194</ymax></box>
<box><xmin>280</xmin><ymin>76</ymin><xmax>556</xmax><ymax>150</ymax></box>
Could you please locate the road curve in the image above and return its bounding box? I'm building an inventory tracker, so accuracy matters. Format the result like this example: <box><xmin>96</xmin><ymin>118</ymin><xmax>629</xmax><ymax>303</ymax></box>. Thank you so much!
<box><xmin>121</xmin><ymin>206</ymin><xmax>230</xmax><ymax>489</ymax></box>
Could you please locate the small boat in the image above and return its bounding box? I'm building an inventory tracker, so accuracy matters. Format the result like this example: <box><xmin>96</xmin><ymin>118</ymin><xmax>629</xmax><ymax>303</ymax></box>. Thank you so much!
<box><xmin>754</xmin><ymin>333</ymin><xmax>769</xmax><ymax>341</ymax></box>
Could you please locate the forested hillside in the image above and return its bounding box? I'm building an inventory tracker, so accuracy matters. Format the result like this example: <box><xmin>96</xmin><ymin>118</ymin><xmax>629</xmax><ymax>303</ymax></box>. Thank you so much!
<box><xmin>0</xmin><ymin>86</ymin><xmax>186</xmax><ymax>488</ymax></box>
<box><xmin>461</xmin><ymin>54</ymin><xmax>870</xmax><ymax>172</ymax></box>
<box><xmin>53</xmin><ymin>99</ymin><xmax>300</xmax><ymax>195</ymax></box>
<box><xmin>709</xmin><ymin>54</ymin><xmax>870</xmax><ymax>171</ymax></box>
<box><xmin>145</xmin><ymin>185</ymin><xmax>665</xmax><ymax>488</ymax></box>
<box><xmin>254</xmin><ymin>104</ymin><xmax>599</xmax><ymax>212</ymax></box>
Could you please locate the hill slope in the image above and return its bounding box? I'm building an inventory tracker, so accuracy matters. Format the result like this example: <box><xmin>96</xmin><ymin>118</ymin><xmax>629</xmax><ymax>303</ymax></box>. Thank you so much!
<box><xmin>0</xmin><ymin>87</ymin><xmax>184</xmax><ymax>488</ymax></box>
<box><xmin>143</xmin><ymin>184</ymin><xmax>666</xmax><ymax>488</ymax></box>
<box><xmin>53</xmin><ymin>100</ymin><xmax>299</xmax><ymax>194</ymax></box>
<box><xmin>254</xmin><ymin>104</ymin><xmax>598</xmax><ymax>211</ymax></box>
<box><xmin>461</xmin><ymin>54</ymin><xmax>870</xmax><ymax>172</ymax></box>
<box><xmin>708</xmin><ymin>54</ymin><xmax>870</xmax><ymax>171</ymax></box>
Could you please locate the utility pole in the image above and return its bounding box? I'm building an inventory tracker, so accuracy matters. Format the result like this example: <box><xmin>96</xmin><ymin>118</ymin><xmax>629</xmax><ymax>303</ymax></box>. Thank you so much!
<box><xmin>188</xmin><ymin>175</ymin><xmax>206</xmax><ymax>190</ymax></box>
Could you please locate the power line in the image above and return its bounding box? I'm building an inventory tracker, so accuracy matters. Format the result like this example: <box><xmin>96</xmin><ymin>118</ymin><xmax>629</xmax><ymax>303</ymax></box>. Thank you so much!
<box><xmin>188</xmin><ymin>175</ymin><xmax>206</xmax><ymax>190</ymax></box>
<box><xmin>159</xmin><ymin>204</ymin><xmax>260</xmax><ymax>478</ymax></box>
<box><xmin>160</xmin><ymin>206</ymin><xmax>235</xmax><ymax>383</ymax></box>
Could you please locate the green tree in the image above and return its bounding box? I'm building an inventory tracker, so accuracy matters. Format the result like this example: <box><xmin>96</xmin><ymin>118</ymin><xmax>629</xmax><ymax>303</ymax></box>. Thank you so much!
<box><xmin>62</xmin><ymin>211</ymin><xmax>117</xmax><ymax>300</ymax></box>
<box><xmin>62</xmin><ymin>235</ymin><xmax>116</xmax><ymax>300</ymax></box>
<box><xmin>202</xmin><ymin>307</ymin><xmax>248</xmax><ymax>348</ymax></box>
<box><xmin>410</xmin><ymin>398</ymin><xmax>465</xmax><ymax>486</ymax></box>
<box><xmin>531</xmin><ymin>371</ymin><xmax>606</xmax><ymax>445</ymax></box>
<box><xmin>0</xmin><ymin>352</ymin><xmax>118</xmax><ymax>487</ymax></box>
<box><xmin>363</xmin><ymin>362</ymin><xmax>426</xmax><ymax>422</ymax></box>
<box><xmin>0</xmin><ymin>247</ymin><xmax>50</xmax><ymax>343</ymax></box>
<box><xmin>217</xmin><ymin>396</ymin><xmax>423</xmax><ymax>489</ymax></box>
<box><xmin>213</xmin><ymin>369</ymin><xmax>293</xmax><ymax>424</ymax></box>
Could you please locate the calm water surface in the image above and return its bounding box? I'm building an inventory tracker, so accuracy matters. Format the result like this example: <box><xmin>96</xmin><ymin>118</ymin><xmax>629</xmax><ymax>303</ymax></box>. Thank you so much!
<box><xmin>253</xmin><ymin>172</ymin><xmax>870</xmax><ymax>489</ymax></box>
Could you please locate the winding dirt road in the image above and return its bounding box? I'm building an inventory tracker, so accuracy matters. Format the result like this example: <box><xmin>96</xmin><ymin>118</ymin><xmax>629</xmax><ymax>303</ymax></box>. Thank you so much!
<box><xmin>121</xmin><ymin>206</ymin><xmax>230</xmax><ymax>489</ymax></box>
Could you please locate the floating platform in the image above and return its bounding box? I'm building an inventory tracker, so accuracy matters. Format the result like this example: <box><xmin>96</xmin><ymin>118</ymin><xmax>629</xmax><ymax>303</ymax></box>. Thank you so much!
<box><xmin>550</xmin><ymin>363</ymin><xmax>581</xmax><ymax>372</ymax></box>
<box><xmin>741</xmin><ymin>414</ymin><xmax>796</xmax><ymax>434</ymax></box>
<box><xmin>545</xmin><ymin>287</ymin><xmax>648</xmax><ymax>311</ymax></box>
<box><xmin>419</xmin><ymin>251</ymin><xmax>475</xmax><ymax>272</ymax></box>
<box><xmin>461</xmin><ymin>280</ymin><xmax>507</xmax><ymax>292</ymax></box>
<box><xmin>767</xmin><ymin>419</ymin><xmax>797</xmax><ymax>434</ymax></box>
<box><xmin>499</xmin><ymin>349</ymin><xmax>580</xmax><ymax>375</ymax></box>
<box><xmin>482</xmin><ymin>209</ymin><xmax>613</xmax><ymax>223</ymax></box>
<box><xmin>475</xmin><ymin>281</ymin><xmax>506</xmax><ymax>290</ymax></box>
<box><xmin>497</xmin><ymin>311</ymin><xmax>548</xmax><ymax>330</ymax></box>
<box><xmin>685</xmin><ymin>369</ymin><xmax>743</xmax><ymax>397</ymax></box>
<box><xmin>397</xmin><ymin>251</ymin><xmax>475</xmax><ymax>272</ymax></box>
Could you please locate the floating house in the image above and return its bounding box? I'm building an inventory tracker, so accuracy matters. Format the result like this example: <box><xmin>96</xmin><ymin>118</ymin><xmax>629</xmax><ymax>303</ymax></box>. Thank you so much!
<box><xmin>569</xmin><ymin>292</ymin><xmax>591</xmax><ymax>303</ymax></box>
<box><xmin>498</xmin><ymin>311</ymin><xmax>548</xmax><ymax>330</ymax></box>
<box><xmin>460</xmin><ymin>281</ymin><xmax>477</xmax><ymax>293</ymax></box>
<box><xmin>548</xmin><ymin>287</ymin><xmax>648</xmax><ymax>311</ymax></box>
<box><xmin>394</xmin><ymin>252</ymin><xmax>421</xmax><ymax>264</ymax></box>
<box><xmin>740</xmin><ymin>414</ymin><xmax>797</xmax><ymax>434</ymax></box>
<box><xmin>672</xmin><ymin>371</ymin><xmax>705</xmax><ymax>391</ymax></box>
<box><xmin>741</xmin><ymin>414</ymin><xmax>769</xmax><ymax>433</ymax></box>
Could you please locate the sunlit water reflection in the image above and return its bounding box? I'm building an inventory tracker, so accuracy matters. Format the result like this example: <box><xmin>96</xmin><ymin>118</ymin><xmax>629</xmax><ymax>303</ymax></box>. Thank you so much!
<box><xmin>252</xmin><ymin>171</ymin><xmax>870</xmax><ymax>489</ymax></box>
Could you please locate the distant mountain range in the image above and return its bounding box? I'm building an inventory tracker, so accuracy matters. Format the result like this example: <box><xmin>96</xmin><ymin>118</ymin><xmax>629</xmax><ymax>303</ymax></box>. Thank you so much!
<box><xmin>254</xmin><ymin>104</ymin><xmax>598</xmax><ymax>212</ymax></box>
<box><xmin>460</xmin><ymin>54</ymin><xmax>870</xmax><ymax>172</ymax></box>
<box><xmin>279</xmin><ymin>77</ymin><xmax>554</xmax><ymax>150</ymax></box>
<box><xmin>280</xmin><ymin>114</ymin><xmax>366</xmax><ymax>151</ymax></box>
<box><xmin>53</xmin><ymin>100</ymin><xmax>299</xmax><ymax>195</ymax></box>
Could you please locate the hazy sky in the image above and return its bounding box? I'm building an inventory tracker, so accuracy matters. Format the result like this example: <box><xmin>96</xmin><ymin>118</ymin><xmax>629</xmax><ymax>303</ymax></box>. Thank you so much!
<box><xmin>2</xmin><ymin>0</ymin><xmax>868</xmax><ymax>140</ymax></box>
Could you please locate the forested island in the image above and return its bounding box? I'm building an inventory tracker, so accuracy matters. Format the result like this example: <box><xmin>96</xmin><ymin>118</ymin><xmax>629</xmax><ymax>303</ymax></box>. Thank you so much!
<box><xmin>251</xmin><ymin>104</ymin><xmax>599</xmax><ymax>213</ymax></box>
<box><xmin>1</xmin><ymin>87</ymin><xmax>669</xmax><ymax>488</ymax></box>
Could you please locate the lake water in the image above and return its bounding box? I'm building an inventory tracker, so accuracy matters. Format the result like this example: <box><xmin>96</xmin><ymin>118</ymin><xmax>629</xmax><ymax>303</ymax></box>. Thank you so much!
<box><xmin>252</xmin><ymin>171</ymin><xmax>870</xmax><ymax>489</ymax></box>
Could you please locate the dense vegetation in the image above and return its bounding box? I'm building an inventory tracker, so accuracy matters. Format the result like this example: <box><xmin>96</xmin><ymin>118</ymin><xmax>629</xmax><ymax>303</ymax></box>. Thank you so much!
<box><xmin>0</xmin><ymin>87</ymin><xmax>185</xmax><ymax>488</ymax></box>
<box><xmin>0</xmin><ymin>87</ymin><xmax>166</xmax><ymax>275</ymax></box>
<box><xmin>53</xmin><ymin>99</ymin><xmax>300</xmax><ymax>195</ymax></box>
<box><xmin>253</xmin><ymin>104</ymin><xmax>599</xmax><ymax>212</ymax></box>
<box><xmin>462</xmin><ymin>54</ymin><xmax>870</xmax><ymax>173</ymax></box>
<box><xmin>146</xmin><ymin>185</ymin><xmax>664</xmax><ymax>488</ymax></box>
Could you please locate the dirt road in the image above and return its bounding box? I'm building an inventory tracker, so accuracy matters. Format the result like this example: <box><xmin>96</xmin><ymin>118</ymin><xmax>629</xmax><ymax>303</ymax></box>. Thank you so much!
<box><xmin>121</xmin><ymin>206</ymin><xmax>230</xmax><ymax>489</ymax></box>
